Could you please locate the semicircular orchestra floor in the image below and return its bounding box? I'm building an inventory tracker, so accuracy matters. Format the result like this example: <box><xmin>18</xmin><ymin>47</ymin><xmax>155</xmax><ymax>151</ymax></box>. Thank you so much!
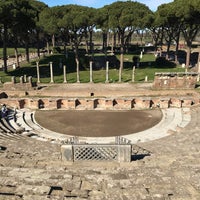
<box><xmin>35</xmin><ymin>109</ymin><xmax>162</xmax><ymax>137</ymax></box>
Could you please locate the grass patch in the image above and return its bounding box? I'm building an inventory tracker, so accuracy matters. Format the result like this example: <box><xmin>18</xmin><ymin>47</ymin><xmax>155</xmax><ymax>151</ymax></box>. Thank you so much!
<box><xmin>0</xmin><ymin>48</ymin><xmax>37</xmax><ymax>58</ymax></box>
<box><xmin>0</xmin><ymin>52</ymin><xmax>185</xmax><ymax>84</ymax></box>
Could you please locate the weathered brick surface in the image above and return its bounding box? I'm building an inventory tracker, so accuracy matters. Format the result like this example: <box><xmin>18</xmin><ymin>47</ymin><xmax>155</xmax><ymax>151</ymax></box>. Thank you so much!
<box><xmin>153</xmin><ymin>72</ymin><xmax>198</xmax><ymax>89</ymax></box>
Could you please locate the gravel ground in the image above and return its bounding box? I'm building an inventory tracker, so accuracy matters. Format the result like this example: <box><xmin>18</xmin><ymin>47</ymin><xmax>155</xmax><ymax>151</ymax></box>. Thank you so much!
<box><xmin>35</xmin><ymin>109</ymin><xmax>162</xmax><ymax>137</ymax></box>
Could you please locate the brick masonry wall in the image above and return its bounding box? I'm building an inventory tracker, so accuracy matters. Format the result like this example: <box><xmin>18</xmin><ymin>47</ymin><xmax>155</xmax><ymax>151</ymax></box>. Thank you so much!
<box><xmin>153</xmin><ymin>73</ymin><xmax>198</xmax><ymax>89</ymax></box>
<box><xmin>0</xmin><ymin>96</ymin><xmax>198</xmax><ymax>110</ymax></box>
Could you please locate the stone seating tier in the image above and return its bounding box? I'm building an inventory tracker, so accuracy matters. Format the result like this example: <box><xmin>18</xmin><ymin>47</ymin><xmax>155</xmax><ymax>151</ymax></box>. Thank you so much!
<box><xmin>0</xmin><ymin>104</ymin><xmax>199</xmax><ymax>199</ymax></box>
<box><xmin>0</xmin><ymin>105</ymin><xmax>200</xmax><ymax>199</ymax></box>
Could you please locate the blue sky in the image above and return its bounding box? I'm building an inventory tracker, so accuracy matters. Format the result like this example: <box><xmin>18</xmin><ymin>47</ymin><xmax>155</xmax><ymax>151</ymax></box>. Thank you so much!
<box><xmin>41</xmin><ymin>0</ymin><xmax>173</xmax><ymax>11</ymax></box>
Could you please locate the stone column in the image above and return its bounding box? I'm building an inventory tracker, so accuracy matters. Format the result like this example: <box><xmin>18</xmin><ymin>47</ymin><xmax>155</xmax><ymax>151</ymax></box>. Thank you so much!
<box><xmin>36</xmin><ymin>61</ymin><xmax>40</xmax><ymax>83</ymax></box>
<box><xmin>90</xmin><ymin>61</ymin><xmax>93</xmax><ymax>83</ymax></box>
<box><xmin>50</xmin><ymin>62</ymin><xmax>54</xmax><ymax>83</ymax></box>
<box><xmin>28</xmin><ymin>76</ymin><xmax>32</xmax><ymax>84</ymax></box>
<box><xmin>20</xmin><ymin>76</ymin><xmax>24</xmax><ymax>84</ymax></box>
<box><xmin>63</xmin><ymin>65</ymin><xmax>67</xmax><ymax>83</ymax></box>
<box><xmin>24</xmin><ymin>74</ymin><xmax>27</xmax><ymax>83</ymax></box>
<box><xmin>132</xmin><ymin>66</ymin><xmax>135</xmax><ymax>82</ymax></box>
<box><xmin>76</xmin><ymin>61</ymin><xmax>80</xmax><ymax>83</ymax></box>
<box><xmin>145</xmin><ymin>75</ymin><xmax>148</xmax><ymax>82</ymax></box>
<box><xmin>11</xmin><ymin>76</ymin><xmax>16</xmax><ymax>84</ymax></box>
<box><xmin>140</xmin><ymin>51</ymin><xmax>143</xmax><ymax>59</ymax></box>
<box><xmin>185</xmin><ymin>68</ymin><xmax>188</xmax><ymax>73</ymax></box>
<box><xmin>105</xmin><ymin>61</ymin><xmax>109</xmax><ymax>83</ymax></box>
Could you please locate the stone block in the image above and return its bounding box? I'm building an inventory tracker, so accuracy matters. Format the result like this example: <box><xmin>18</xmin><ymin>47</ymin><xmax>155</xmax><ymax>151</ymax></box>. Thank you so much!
<box><xmin>16</xmin><ymin>185</ymin><xmax>50</xmax><ymax>196</ymax></box>
<box><xmin>170</xmin><ymin>98</ymin><xmax>182</xmax><ymax>108</ymax></box>
<box><xmin>44</xmin><ymin>99</ymin><xmax>57</xmax><ymax>109</ymax></box>
<box><xmin>28</xmin><ymin>99</ymin><xmax>39</xmax><ymax>109</ymax></box>
<box><xmin>94</xmin><ymin>98</ymin><xmax>105</xmax><ymax>109</ymax></box>
<box><xmin>60</xmin><ymin>99</ymin><xmax>76</xmax><ymax>109</ymax></box>
<box><xmin>71</xmin><ymin>189</ymin><xmax>89</xmax><ymax>198</ymax></box>
<box><xmin>81</xmin><ymin>180</ymin><xmax>94</xmax><ymax>191</ymax></box>
<box><xmin>113</xmin><ymin>99</ymin><xmax>133</xmax><ymax>110</ymax></box>
<box><xmin>181</xmin><ymin>98</ymin><xmax>193</xmax><ymax>107</ymax></box>
<box><xmin>76</xmin><ymin>99</ymin><xmax>94</xmax><ymax>110</ymax></box>
<box><xmin>159</xmin><ymin>98</ymin><xmax>171</xmax><ymax>108</ymax></box>
<box><xmin>104</xmin><ymin>99</ymin><xmax>113</xmax><ymax>109</ymax></box>
<box><xmin>134</xmin><ymin>98</ymin><xmax>151</xmax><ymax>109</ymax></box>
<box><xmin>61</xmin><ymin>145</ymin><xmax>73</xmax><ymax>161</ymax></box>
<box><xmin>117</xmin><ymin>145</ymin><xmax>131</xmax><ymax>162</ymax></box>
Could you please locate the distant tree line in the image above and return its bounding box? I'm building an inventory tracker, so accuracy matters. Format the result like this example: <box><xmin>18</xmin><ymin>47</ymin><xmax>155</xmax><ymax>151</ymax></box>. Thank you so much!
<box><xmin>0</xmin><ymin>0</ymin><xmax>200</xmax><ymax>76</ymax></box>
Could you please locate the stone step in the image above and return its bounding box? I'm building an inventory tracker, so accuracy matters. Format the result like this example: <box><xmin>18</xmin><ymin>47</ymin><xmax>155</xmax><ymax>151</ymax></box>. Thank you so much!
<box><xmin>7</xmin><ymin>113</ymin><xmax>25</xmax><ymax>133</ymax></box>
<box><xmin>15</xmin><ymin>111</ymin><xmax>33</xmax><ymax>131</ymax></box>
<box><xmin>0</xmin><ymin>165</ymin><xmax>197</xmax><ymax>200</ymax></box>
<box><xmin>1</xmin><ymin>118</ymin><xmax>16</xmax><ymax>133</ymax></box>
<box><xmin>0</xmin><ymin>107</ymin><xmax>200</xmax><ymax>200</ymax></box>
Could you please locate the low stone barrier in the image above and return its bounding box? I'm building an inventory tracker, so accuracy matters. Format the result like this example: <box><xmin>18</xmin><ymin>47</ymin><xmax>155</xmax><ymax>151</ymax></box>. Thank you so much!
<box><xmin>61</xmin><ymin>144</ymin><xmax>132</xmax><ymax>162</ymax></box>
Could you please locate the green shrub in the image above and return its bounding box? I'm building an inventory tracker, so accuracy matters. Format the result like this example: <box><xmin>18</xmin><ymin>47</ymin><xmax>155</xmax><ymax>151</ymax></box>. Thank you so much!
<box><xmin>155</xmin><ymin>57</ymin><xmax>176</xmax><ymax>68</ymax></box>
<box><xmin>53</xmin><ymin>47</ymin><xmax>61</xmax><ymax>54</ymax></box>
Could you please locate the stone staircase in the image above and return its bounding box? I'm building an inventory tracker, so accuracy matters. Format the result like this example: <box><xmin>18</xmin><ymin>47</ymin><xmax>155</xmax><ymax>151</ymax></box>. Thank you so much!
<box><xmin>0</xmin><ymin>107</ymin><xmax>200</xmax><ymax>199</ymax></box>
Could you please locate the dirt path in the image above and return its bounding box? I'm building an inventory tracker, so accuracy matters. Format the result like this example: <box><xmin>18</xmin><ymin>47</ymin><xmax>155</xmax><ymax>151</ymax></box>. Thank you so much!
<box><xmin>35</xmin><ymin>109</ymin><xmax>162</xmax><ymax>137</ymax></box>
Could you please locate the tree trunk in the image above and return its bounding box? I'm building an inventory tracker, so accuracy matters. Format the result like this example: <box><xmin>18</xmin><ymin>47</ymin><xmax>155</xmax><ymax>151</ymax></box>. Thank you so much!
<box><xmin>25</xmin><ymin>41</ymin><xmax>30</xmax><ymax>63</ymax></box>
<box><xmin>140</xmin><ymin>30</ymin><xmax>143</xmax><ymax>46</ymax></box>
<box><xmin>111</xmin><ymin>32</ymin><xmax>116</xmax><ymax>54</ymax></box>
<box><xmin>47</xmin><ymin>41</ymin><xmax>50</xmax><ymax>55</ymax></box>
<box><xmin>119</xmin><ymin>49</ymin><xmax>124</xmax><ymax>82</ymax></box>
<box><xmin>175</xmin><ymin>33</ymin><xmax>180</xmax><ymax>64</ymax></box>
<box><xmin>14</xmin><ymin>47</ymin><xmax>20</xmax><ymax>68</ymax></box>
<box><xmin>102</xmin><ymin>32</ymin><xmax>107</xmax><ymax>52</ymax></box>
<box><xmin>85</xmin><ymin>32</ymin><xmax>89</xmax><ymax>54</ymax></box>
<box><xmin>186</xmin><ymin>46</ymin><xmax>191</xmax><ymax>69</ymax></box>
<box><xmin>89</xmin><ymin>30</ymin><xmax>93</xmax><ymax>53</ymax></box>
<box><xmin>63</xmin><ymin>44</ymin><xmax>68</xmax><ymax>58</ymax></box>
<box><xmin>107</xmin><ymin>31</ymin><xmax>110</xmax><ymax>47</ymax></box>
<box><xmin>111</xmin><ymin>33</ymin><xmax>114</xmax><ymax>54</ymax></box>
<box><xmin>36</xmin><ymin>30</ymin><xmax>40</xmax><ymax>58</ymax></box>
<box><xmin>3</xmin><ymin>25</ymin><xmax>8</xmax><ymax>72</ymax></box>
<box><xmin>74</xmin><ymin>45</ymin><xmax>80</xmax><ymax>83</ymax></box>
<box><xmin>52</xmin><ymin>34</ymin><xmax>55</xmax><ymax>48</ymax></box>
<box><xmin>160</xmin><ymin>27</ymin><xmax>164</xmax><ymax>51</ymax></box>
<box><xmin>166</xmin><ymin>39</ymin><xmax>171</xmax><ymax>60</ymax></box>
<box><xmin>119</xmin><ymin>31</ymin><xmax>124</xmax><ymax>82</ymax></box>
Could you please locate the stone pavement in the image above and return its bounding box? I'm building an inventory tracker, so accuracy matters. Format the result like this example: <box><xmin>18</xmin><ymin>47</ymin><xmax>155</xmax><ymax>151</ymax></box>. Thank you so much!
<box><xmin>0</xmin><ymin>106</ymin><xmax>200</xmax><ymax>199</ymax></box>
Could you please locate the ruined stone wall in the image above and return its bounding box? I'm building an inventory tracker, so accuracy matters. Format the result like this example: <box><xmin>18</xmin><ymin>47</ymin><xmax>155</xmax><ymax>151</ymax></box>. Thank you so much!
<box><xmin>3</xmin><ymin>76</ymin><xmax>37</xmax><ymax>91</ymax></box>
<box><xmin>0</xmin><ymin>96</ymin><xmax>198</xmax><ymax>110</ymax></box>
<box><xmin>153</xmin><ymin>72</ymin><xmax>198</xmax><ymax>89</ymax></box>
